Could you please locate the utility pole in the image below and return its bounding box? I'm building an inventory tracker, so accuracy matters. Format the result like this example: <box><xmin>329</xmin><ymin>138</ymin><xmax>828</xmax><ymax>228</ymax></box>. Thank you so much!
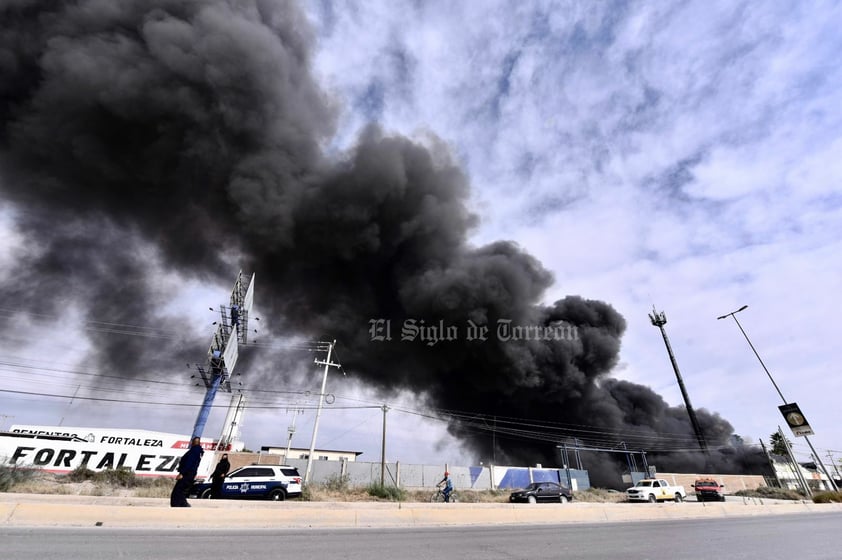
<box><xmin>492</xmin><ymin>416</ymin><xmax>497</xmax><ymax>465</ymax></box>
<box><xmin>58</xmin><ymin>385</ymin><xmax>81</xmax><ymax>427</ymax></box>
<box><xmin>759</xmin><ymin>437</ymin><xmax>783</xmax><ymax>488</ymax></box>
<box><xmin>779</xmin><ymin>426</ymin><xmax>812</xmax><ymax>497</ymax></box>
<box><xmin>304</xmin><ymin>340</ymin><xmax>341</xmax><ymax>486</ymax></box>
<box><xmin>649</xmin><ymin>308</ymin><xmax>708</xmax><ymax>454</ymax></box>
<box><xmin>718</xmin><ymin>305</ymin><xmax>838</xmax><ymax>492</ymax></box>
<box><xmin>217</xmin><ymin>393</ymin><xmax>246</xmax><ymax>451</ymax></box>
<box><xmin>380</xmin><ymin>404</ymin><xmax>389</xmax><ymax>486</ymax></box>
<box><xmin>826</xmin><ymin>452</ymin><xmax>841</xmax><ymax>481</ymax></box>
<box><xmin>284</xmin><ymin>406</ymin><xmax>304</xmax><ymax>463</ymax></box>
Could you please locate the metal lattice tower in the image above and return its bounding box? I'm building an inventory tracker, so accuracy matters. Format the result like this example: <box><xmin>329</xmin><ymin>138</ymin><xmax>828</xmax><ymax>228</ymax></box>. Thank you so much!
<box><xmin>190</xmin><ymin>271</ymin><xmax>255</xmax><ymax>441</ymax></box>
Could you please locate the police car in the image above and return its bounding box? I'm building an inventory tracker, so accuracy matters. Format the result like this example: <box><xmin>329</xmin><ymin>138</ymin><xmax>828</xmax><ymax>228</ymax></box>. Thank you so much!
<box><xmin>190</xmin><ymin>465</ymin><xmax>303</xmax><ymax>501</ymax></box>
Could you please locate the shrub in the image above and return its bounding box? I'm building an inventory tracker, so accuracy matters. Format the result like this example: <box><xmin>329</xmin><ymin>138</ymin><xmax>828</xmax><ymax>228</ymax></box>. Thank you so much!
<box><xmin>0</xmin><ymin>465</ymin><xmax>35</xmax><ymax>492</ymax></box>
<box><xmin>66</xmin><ymin>466</ymin><xmax>139</xmax><ymax>487</ymax></box>
<box><xmin>734</xmin><ymin>486</ymin><xmax>806</xmax><ymax>500</ymax></box>
<box><xmin>92</xmin><ymin>467</ymin><xmax>138</xmax><ymax>488</ymax></box>
<box><xmin>812</xmin><ymin>491</ymin><xmax>842</xmax><ymax>504</ymax></box>
<box><xmin>366</xmin><ymin>482</ymin><xmax>406</xmax><ymax>501</ymax></box>
<box><xmin>321</xmin><ymin>473</ymin><xmax>351</xmax><ymax>492</ymax></box>
<box><xmin>66</xmin><ymin>466</ymin><xmax>96</xmax><ymax>483</ymax></box>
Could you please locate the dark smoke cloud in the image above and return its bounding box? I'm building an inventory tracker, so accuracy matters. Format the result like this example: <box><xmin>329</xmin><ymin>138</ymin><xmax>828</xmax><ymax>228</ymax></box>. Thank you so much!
<box><xmin>0</xmin><ymin>0</ymin><xmax>762</xmax><ymax>484</ymax></box>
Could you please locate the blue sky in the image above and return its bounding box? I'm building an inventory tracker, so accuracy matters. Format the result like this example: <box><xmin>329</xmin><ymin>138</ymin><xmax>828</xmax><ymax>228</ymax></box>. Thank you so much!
<box><xmin>1</xmin><ymin>0</ymin><xmax>841</xmax><ymax>471</ymax></box>
<box><xmin>297</xmin><ymin>0</ymin><xmax>842</xmax><ymax>464</ymax></box>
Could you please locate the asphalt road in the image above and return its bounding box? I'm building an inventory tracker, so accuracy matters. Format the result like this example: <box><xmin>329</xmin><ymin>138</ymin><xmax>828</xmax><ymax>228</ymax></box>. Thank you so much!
<box><xmin>3</xmin><ymin>511</ymin><xmax>841</xmax><ymax>560</ymax></box>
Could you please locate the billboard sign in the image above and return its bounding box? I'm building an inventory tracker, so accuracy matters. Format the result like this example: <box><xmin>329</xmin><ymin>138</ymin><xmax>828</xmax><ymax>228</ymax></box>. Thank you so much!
<box><xmin>778</xmin><ymin>403</ymin><xmax>815</xmax><ymax>437</ymax></box>
<box><xmin>1</xmin><ymin>425</ymin><xmax>218</xmax><ymax>477</ymax></box>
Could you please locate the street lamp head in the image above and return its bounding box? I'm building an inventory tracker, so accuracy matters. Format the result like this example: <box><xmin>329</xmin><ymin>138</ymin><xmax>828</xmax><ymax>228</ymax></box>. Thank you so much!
<box><xmin>717</xmin><ymin>305</ymin><xmax>749</xmax><ymax>320</ymax></box>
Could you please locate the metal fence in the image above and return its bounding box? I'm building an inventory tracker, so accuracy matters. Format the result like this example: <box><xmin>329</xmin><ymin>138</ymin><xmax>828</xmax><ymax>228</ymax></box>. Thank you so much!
<box><xmin>235</xmin><ymin>453</ymin><xmax>591</xmax><ymax>491</ymax></box>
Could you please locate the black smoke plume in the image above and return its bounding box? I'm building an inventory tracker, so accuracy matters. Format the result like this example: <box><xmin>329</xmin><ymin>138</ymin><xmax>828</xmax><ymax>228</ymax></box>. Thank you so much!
<box><xmin>0</xmin><ymin>0</ymin><xmax>763</xmax><ymax>485</ymax></box>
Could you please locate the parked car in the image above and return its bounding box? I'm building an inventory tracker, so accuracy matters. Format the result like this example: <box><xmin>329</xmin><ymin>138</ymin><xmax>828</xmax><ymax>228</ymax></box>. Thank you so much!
<box><xmin>626</xmin><ymin>478</ymin><xmax>686</xmax><ymax>503</ymax></box>
<box><xmin>190</xmin><ymin>464</ymin><xmax>302</xmax><ymax>501</ymax></box>
<box><xmin>693</xmin><ymin>479</ymin><xmax>726</xmax><ymax>502</ymax></box>
<box><xmin>509</xmin><ymin>481</ymin><xmax>573</xmax><ymax>504</ymax></box>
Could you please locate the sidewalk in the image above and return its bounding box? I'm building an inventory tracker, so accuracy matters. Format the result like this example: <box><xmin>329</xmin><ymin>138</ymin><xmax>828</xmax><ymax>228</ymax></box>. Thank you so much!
<box><xmin>1</xmin><ymin>493</ymin><xmax>839</xmax><ymax>529</ymax></box>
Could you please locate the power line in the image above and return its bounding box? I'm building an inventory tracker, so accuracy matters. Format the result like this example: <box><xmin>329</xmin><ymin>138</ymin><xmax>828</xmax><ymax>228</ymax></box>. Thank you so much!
<box><xmin>0</xmin><ymin>359</ymin><xmax>190</xmax><ymax>387</ymax></box>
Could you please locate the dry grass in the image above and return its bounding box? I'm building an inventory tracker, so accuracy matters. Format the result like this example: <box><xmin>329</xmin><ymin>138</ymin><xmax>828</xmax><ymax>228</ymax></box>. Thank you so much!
<box><xmin>304</xmin><ymin>486</ymin><xmax>376</xmax><ymax>502</ymax></box>
<box><xmin>8</xmin><ymin>480</ymin><xmax>73</xmax><ymax>495</ymax></box>
<box><xmin>2</xmin><ymin>467</ymin><xmax>626</xmax><ymax>503</ymax></box>
<box><xmin>574</xmin><ymin>488</ymin><xmax>628</xmax><ymax>503</ymax></box>
<box><xmin>1</xmin><ymin>469</ymin><xmax>173</xmax><ymax>498</ymax></box>
<box><xmin>812</xmin><ymin>491</ymin><xmax>842</xmax><ymax>504</ymax></box>
<box><xmin>306</xmin><ymin>487</ymin><xmax>624</xmax><ymax>503</ymax></box>
<box><xmin>734</xmin><ymin>486</ymin><xmax>806</xmax><ymax>501</ymax></box>
<box><xmin>133</xmin><ymin>484</ymin><xmax>173</xmax><ymax>499</ymax></box>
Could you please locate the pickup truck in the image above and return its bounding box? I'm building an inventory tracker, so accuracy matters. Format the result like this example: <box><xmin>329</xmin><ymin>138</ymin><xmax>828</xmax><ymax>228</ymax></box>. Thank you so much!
<box><xmin>626</xmin><ymin>478</ymin><xmax>687</xmax><ymax>503</ymax></box>
<box><xmin>693</xmin><ymin>478</ymin><xmax>726</xmax><ymax>502</ymax></box>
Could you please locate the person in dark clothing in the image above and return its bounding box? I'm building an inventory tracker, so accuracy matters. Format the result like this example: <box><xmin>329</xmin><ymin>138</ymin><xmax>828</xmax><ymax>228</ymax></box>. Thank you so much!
<box><xmin>209</xmin><ymin>349</ymin><xmax>223</xmax><ymax>377</ymax></box>
<box><xmin>230</xmin><ymin>305</ymin><xmax>240</xmax><ymax>330</ymax></box>
<box><xmin>210</xmin><ymin>453</ymin><xmax>230</xmax><ymax>499</ymax></box>
<box><xmin>170</xmin><ymin>436</ymin><xmax>204</xmax><ymax>507</ymax></box>
<box><xmin>437</xmin><ymin>471</ymin><xmax>453</xmax><ymax>502</ymax></box>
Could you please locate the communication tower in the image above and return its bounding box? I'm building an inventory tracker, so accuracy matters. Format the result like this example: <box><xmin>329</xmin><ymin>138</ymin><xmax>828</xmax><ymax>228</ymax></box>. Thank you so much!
<box><xmin>649</xmin><ymin>307</ymin><xmax>708</xmax><ymax>454</ymax></box>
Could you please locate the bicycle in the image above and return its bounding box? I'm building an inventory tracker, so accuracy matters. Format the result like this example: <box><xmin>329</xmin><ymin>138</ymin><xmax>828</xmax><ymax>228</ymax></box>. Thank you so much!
<box><xmin>430</xmin><ymin>486</ymin><xmax>458</xmax><ymax>503</ymax></box>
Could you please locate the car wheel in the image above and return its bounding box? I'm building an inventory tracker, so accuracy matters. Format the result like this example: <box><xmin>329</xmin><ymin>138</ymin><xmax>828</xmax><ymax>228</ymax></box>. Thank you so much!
<box><xmin>527</xmin><ymin>495</ymin><xmax>537</xmax><ymax>504</ymax></box>
<box><xmin>200</xmin><ymin>488</ymin><xmax>213</xmax><ymax>499</ymax></box>
<box><xmin>648</xmin><ymin>494</ymin><xmax>657</xmax><ymax>503</ymax></box>
<box><xmin>560</xmin><ymin>495</ymin><xmax>569</xmax><ymax>504</ymax></box>
<box><xmin>720</xmin><ymin>496</ymin><xmax>726</xmax><ymax>502</ymax></box>
<box><xmin>269</xmin><ymin>489</ymin><xmax>286</xmax><ymax>501</ymax></box>
<box><xmin>674</xmin><ymin>493</ymin><xmax>683</xmax><ymax>503</ymax></box>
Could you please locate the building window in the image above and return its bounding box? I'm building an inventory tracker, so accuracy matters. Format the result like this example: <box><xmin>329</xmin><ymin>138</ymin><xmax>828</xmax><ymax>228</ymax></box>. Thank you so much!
<box><xmin>300</xmin><ymin>454</ymin><xmax>308</xmax><ymax>459</ymax></box>
<box><xmin>318</xmin><ymin>455</ymin><xmax>329</xmax><ymax>461</ymax></box>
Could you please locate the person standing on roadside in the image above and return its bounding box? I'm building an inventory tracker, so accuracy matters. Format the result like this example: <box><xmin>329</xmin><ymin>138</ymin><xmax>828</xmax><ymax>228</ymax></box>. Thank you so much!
<box><xmin>170</xmin><ymin>436</ymin><xmax>204</xmax><ymax>507</ymax></box>
<box><xmin>210</xmin><ymin>453</ymin><xmax>231</xmax><ymax>499</ymax></box>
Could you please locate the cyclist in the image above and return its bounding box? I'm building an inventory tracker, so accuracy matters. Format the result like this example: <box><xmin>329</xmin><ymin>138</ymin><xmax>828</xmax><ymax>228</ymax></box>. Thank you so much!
<box><xmin>437</xmin><ymin>471</ymin><xmax>453</xmax><ymax>503</ymax></box>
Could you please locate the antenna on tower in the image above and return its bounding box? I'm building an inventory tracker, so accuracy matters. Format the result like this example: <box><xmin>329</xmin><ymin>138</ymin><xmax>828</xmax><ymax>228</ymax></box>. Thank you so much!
<box><xmin>649</xmin><ymin>306</ymin><xmax>708</xmax><ymax>455</ymax></box>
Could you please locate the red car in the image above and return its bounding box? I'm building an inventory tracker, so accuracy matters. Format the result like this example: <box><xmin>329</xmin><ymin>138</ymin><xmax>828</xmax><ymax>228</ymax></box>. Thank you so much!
<box><xmin>693</xmin><ymin>479</ymin><xmax>726</xmax><ymax>502</ymax></box>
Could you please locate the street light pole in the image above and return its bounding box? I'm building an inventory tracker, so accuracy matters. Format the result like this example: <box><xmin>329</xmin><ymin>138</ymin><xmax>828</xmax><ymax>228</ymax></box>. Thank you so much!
<box><xmin>717</xmin><ymin>306</ymin><xmax>787</xmax><ymax>402</ymax></box>
<box><xmin>718</xmin><ymin>305</ymin><xmax>838</xmax><ymax>492</ymax></box>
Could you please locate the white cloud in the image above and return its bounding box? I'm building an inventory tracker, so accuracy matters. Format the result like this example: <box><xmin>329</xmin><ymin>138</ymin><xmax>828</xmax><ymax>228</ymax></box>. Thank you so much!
<box><xmin>4</xmin><ymin>0</ymin><xmax>841</xmax><ymax>469</ymax></box>
<box><xmin>302</xmin><ymin>0</ymin><xmax>842</xmax><ymax>461</ymax></box>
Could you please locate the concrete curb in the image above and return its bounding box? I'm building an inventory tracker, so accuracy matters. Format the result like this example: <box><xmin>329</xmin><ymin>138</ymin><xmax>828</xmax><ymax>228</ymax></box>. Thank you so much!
<box><xmin>1</xmin><ymin>494</ymin><xmax>840</xmax><ymax>529</ymax></box>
